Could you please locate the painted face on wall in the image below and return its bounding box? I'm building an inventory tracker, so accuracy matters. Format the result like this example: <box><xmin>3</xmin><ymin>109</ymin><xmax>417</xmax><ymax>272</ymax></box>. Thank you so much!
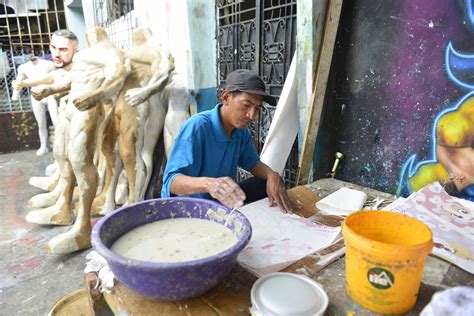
<box><xmin>222</xmin><ymin>91</ymin><xmax>264</xmax><ymax>132</ymax></box>
<box><xmin>49</xmin><ymin>34</ymin><xmax>77</xmax><ymax>69</ymax></box>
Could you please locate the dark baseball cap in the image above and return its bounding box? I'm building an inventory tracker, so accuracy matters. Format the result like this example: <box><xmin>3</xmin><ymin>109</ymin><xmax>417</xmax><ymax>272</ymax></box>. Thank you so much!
<box><xmin>225</xmin><ymin>69</ymin><xmax>276</xmax><ymax>106</ymax></box>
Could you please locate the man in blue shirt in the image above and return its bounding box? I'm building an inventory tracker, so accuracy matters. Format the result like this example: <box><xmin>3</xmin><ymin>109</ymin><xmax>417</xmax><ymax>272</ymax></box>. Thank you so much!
<box><xmin>162</xmin><ymin>69</ymin><xmax>292</xmax><ymax>212</ymax></box>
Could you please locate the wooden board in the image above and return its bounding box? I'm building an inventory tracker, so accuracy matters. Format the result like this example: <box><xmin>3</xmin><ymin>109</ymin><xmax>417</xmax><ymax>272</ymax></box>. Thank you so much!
<box><xmin>284</xmin><ymin>185</ymin><xmax>345</xmax><ymax>275</ymax></box>
<box><xmin>297</xmin><ymin>0</ymin><xmax>344</xmax><ymax>185</ymax></box>
<box><xmin>103</xmin><ymin>265</ymin><xmax>256</xmax><ymax>315</ymax></box>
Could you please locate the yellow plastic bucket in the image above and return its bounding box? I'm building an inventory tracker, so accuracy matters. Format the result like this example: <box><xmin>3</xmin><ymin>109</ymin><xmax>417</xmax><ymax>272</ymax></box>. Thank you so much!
<box><xmin>342</xmin><ymin>210</ymin><xmax>433</xmax><ymax>314</ymax></box>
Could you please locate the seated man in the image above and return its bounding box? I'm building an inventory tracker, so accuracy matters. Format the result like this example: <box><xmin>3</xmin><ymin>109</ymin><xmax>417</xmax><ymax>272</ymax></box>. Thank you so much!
<box><xmin>161</xmin><ymin>69</ymin><xmax>292</xmax><ymax>212</ymax></box>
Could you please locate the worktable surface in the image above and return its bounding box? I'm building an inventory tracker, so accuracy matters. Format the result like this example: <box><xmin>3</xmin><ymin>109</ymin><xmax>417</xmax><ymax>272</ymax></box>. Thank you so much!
<box><xmin>103</xmin><ymin>178</ymin><xmax>474</xmax><ymax>315</ymax></box>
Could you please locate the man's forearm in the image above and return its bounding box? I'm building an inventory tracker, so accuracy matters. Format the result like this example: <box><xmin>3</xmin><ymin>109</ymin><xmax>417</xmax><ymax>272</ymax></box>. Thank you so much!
<box><xmin>170</xmin><ymin>174</ymin><xmax>212</xmax><ymax>195</ymax></box>
<box><xmin>250</xmin><ymin>162</ymin><xmax>279</xmax><ymax>180</ymax></box>
<box><xmin>170</xmin><ymin>174</ymin><xmax>246</xmax><ymax>209</ymax></box>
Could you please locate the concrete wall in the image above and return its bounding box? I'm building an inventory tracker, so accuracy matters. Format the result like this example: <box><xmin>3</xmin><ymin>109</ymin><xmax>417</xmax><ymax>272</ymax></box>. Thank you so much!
<box><xmin>135</xmin><ymin>0</ymin><xmax>217</xmax><ymax>113</ymax></box>
<box><xmin>186</xmin><ymin>0</ymin><xmax>217</xmax><ymax>112</ymax></box>
<box><xmin>322</xmin><ymin>0</ymin><xmax>473</xmax><ymax>200</ymax></box>
<box><xmin>64</xmin><ymin>0</ymin><xmax>87</xmax><ymax>49</ymax></box>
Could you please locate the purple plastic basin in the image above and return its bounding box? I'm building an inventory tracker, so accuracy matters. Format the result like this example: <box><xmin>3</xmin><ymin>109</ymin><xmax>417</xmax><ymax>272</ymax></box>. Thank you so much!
<box><xmin>91</xmin><ymin>197</ymin><xmax>252</xmax><ymax>300</ymax></box>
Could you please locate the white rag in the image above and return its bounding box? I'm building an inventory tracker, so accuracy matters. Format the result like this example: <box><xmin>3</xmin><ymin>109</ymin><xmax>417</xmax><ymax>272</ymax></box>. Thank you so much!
<box><xmin>420</xmin><ymin>286</ymin><xmax>474</xmax><ymax>316</ymax></box>
<box><xmin>84</xmin><ymin>250</ymin><xmax>115</xmax><ymax>293</ymax></box>
<box><xmin>315</xmin><ymin>187</ymin><xmax>367</xmax><ymax>216</ymax></box>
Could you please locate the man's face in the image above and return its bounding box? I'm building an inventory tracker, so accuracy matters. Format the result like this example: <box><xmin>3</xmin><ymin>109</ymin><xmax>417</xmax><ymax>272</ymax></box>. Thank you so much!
<box><xmin>50</xmin><ymin>34</ymin><xmax>77</xmax><ymax>69</ymax></box>
<box><xmin>224</xmin><ymin>91</ymin><xmax>264</xmax><ymax>129</ymax></box>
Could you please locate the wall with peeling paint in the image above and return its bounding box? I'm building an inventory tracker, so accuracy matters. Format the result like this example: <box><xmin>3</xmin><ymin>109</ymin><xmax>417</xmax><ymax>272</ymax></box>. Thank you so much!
<box><xmin>135</xmin><ymin>0</ymin><xmax>217</xmax><ymax>113</ymax></box>
<box><xmin>0</xmin><ymin>112</ymin><xmax>41</xmax><ymax>153</ymax></box>
<box><xmin>321</xmin><ymin>0</ymin><xmax>473</xmax><ymax>200</ymax></box>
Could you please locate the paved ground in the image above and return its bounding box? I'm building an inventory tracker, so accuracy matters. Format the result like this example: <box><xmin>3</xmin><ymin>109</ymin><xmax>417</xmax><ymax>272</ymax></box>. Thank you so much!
<box><xmin>0</xmin><ymin>151</ymin><xmax>89</xmax><ymax>315</ymax></box>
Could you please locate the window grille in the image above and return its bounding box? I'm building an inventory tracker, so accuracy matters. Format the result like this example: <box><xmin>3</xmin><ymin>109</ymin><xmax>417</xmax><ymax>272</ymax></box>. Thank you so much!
<box><xmin>92</xmin><ymin>0</ymin><xmax>135</xmax><ymax>50</ymax></box>
<box><xmin>0</xmin><ymin>0</ymin><xmax>67</xmax><ymax>113</ymax></box>
<box><xmin>216</xmin><ymin>0</ymin><xmax>298</xmax><ymax>187</ymax></box>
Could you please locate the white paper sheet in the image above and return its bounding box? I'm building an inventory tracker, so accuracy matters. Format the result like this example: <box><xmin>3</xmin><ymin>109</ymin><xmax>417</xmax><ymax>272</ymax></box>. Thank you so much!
<box><xmin>237</xmin><ymin>198</ymin><xmax>341</xmax><ymax>276</ymax></box>
<box><xmin>385</xmin><ymin>182</ymin><xmax>474</xmax><ymax>274</ymax></box>
<box><xmin>260</xmin><ymin>54</ymin><xmax>297</xmax><ymax>175</ymax></box>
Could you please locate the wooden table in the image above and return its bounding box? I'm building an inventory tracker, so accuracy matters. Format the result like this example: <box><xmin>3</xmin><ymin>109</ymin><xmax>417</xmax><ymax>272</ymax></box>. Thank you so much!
<box><xmin>87</xmin><ymin>179</ymin><xmax>474</xmax><ymax>315</ymax></box>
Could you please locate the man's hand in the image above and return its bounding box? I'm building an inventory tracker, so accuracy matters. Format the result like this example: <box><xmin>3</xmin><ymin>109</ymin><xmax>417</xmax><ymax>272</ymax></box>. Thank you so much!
<box><xmin>207</xmin><ymin>177</ymin><xmax>246</xmax><ymax>209</ymax></box>
<box><xmin>266</xmin><ymin>171</ymin><xmax>293</xmax><ymax>213</ymax></box>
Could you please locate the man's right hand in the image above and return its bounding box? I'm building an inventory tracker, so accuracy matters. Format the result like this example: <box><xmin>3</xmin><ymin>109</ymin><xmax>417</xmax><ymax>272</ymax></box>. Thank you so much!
<box><xmin>207</xmin><ymin>177</ymin><xmax>246</xmax><ymax>209</ymax></box>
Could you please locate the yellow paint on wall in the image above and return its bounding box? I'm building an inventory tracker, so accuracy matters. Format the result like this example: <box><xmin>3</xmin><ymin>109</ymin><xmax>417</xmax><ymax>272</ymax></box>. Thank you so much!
<box><xmin>11</xmin><ymin>112</ymin><xmax>37</xmax><ymax>147</ymax></box>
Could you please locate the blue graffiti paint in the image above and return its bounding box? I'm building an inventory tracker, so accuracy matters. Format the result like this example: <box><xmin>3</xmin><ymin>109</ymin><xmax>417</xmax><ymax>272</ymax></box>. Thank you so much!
<box><xmin>397</xmin><ymin>91</ymin><xmax>474</xmax><ymax>194</ymax></box>
<box><xmin>446</xmin><ymin>42</ymin><xmax>474</xmax><ymax>90</ymax></box>
<box><xmin>398</xmin><ymin>2</ymin><xmax>474</xmax><ymax>199</ymax></box>
<box><xmin>466</xmin><ymin>0</ymin><xmax>474</xmax><ymax>26</ymax></box>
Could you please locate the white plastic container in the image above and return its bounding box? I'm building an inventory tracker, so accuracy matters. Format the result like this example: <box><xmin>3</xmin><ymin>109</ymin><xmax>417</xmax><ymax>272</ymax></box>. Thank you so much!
<box><xmin>250</xmin><ymin>272</ymin><xmax>329</xmax><ymax>316</ymax></box>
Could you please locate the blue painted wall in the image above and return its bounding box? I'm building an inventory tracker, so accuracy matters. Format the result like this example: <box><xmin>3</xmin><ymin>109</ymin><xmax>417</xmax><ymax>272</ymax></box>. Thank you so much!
<box><xmin>187</xmin><ymin>0</ymin><xmax>218</xmax><ymax>113</ymax></box>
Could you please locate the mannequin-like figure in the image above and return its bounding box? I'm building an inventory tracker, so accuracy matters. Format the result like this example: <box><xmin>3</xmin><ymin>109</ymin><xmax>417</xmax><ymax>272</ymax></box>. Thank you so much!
<box><xmin>92</xmin><ymin>27</ymin><xmax>174</xmax><ymax>215</ymax></box>
<box><xmin>26</xmin><ymin>30</ymin><xmax>79</xmax><ymax>190</ymax></box>
<box><xmin>26</xmin><ymin>27</ymin><xmax>128</xmax><ymax>254</ymax></box>
<box><xmin>162</xmin><ymin>72</ymin><xmax>191</xmax><ymax>158</ymax></box>
<box><xmin>92</xmin><ymin>27</ymin><xmax>191</xmax><ymax>214</ymax></box>
<box><xmin>12</xmin><ymin>56</ymin><xmax>58</xmax><ymax>155</ymax></box>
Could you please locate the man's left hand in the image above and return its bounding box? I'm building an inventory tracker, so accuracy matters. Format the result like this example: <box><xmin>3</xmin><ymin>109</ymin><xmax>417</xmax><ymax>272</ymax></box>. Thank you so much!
<box><xmin>266</xmin><ymin>171</ymin><xmax>293</xmax><ymax>213</ymax></box>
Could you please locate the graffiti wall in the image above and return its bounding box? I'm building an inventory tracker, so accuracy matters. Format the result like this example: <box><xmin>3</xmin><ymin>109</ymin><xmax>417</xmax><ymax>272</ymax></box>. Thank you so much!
<box><xmin>325</xmin><ymin>0</ymin><xmax>473</xmax><ymax>200</ymax></box>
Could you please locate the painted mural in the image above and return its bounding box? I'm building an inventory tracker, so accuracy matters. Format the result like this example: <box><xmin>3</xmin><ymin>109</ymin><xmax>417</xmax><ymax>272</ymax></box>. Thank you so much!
<box><xmin>329</xmin><ymin>0</ymin><xmax>473</xmax><ymax>199</ymax></box>
<box><xmin>398</xmin><ymin>0</ymin><xmax>474</xmax><ymax>201</ymax></box>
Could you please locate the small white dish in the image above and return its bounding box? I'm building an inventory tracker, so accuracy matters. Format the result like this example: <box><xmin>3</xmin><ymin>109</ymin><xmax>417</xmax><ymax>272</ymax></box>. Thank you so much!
<box><xmin>250</xmin><ymin>272</ymin><xmax>329</xmax><ymax>315</ymax></box>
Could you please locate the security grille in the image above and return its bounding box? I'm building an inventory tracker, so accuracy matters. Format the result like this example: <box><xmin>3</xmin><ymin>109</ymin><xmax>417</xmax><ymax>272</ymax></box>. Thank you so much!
<box><xmin>92</xmin><ymin>0</ymin><xmax>136</xmax><ymax>50</ymax></box>
<box><xmin>0</xmin><ymin>0</ymin><xmax>67</xmax><ymax>113</ymax></box>
<box><xmin>216</xmin><ymin>0</ymin><xmax>298</xmax><ymax>187</ymax></box>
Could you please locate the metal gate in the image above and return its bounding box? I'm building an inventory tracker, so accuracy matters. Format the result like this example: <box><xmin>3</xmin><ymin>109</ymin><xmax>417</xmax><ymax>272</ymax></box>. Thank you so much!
<box><xmin>216</xmin><ymin>0</ymin><xmax>298</xmax><ymax>186</ymax></box>
<box><xmin>0</xmin><ymin>0</ymin><xmax>68</xmax><ymax>113</ymax></box>
<box><xmin>92</xmin><ymin>0</ymin><xmax>136</xmax><ymax>50</ymax></box>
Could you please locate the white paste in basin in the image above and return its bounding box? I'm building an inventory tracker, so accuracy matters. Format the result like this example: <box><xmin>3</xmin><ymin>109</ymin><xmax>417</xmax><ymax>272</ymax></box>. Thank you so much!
<box><xmin>111</xmin><ymin>218</ymin><xmax>238</xmax><ymax>263</ymax></box>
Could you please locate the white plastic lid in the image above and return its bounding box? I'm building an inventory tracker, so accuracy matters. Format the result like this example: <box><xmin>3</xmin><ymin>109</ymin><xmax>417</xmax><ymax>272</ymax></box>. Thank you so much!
<box><xmin>250</xmin><ymin>272</ymin><xmax>329</xmax><ymax>315</ymax></box>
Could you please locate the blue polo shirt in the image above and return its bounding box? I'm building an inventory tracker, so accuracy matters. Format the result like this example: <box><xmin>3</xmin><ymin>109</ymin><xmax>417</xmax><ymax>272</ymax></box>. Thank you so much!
<box><xmin>161</xmin><ymin>103</ymin><xmax>261</xmax><ymax>199</ymax></box>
